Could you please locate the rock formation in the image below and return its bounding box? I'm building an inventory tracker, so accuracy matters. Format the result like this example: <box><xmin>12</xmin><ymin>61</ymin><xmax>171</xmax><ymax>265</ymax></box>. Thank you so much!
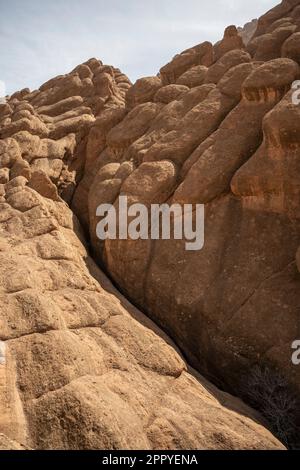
<box><xmin>1</xmin><ymin>0</ymin><xmax>300</xmax><ymax>450</ymax></box>
<box><xmin>238</xmin><ymin>20</ymin><xmax>258</xmax><ymax>45</ymax></box>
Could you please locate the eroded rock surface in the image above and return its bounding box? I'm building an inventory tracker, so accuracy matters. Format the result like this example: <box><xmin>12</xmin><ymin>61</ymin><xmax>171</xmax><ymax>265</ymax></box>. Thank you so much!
<box><xmin>80</xmin><ymin>0</ymin><xmax>300</xmax><ymax>427</ymax></box>
<box><xmin>0</xmin><ymin>146</ymin><xmax>281</xmax><ymax>451</ymax></box>
<box><xmin>1</xmin><ymin>0</ymin><xmax>298</xmax><ymax>451</ymax></box>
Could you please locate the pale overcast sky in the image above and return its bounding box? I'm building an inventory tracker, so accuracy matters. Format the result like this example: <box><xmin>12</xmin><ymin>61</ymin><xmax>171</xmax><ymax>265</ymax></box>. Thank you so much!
<box><xmin>0</xmin><ymin>0</ymin><xmax>278</xmax><ymax>95</ymax></box>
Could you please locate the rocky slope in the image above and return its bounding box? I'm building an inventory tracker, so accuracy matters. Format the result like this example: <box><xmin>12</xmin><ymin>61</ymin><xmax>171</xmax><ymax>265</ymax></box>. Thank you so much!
<box><xmin>0</xmin><ymin>176</ymin><xmax>283</xmax><ymax>450</ymax></box>
<box><xmin>1</xmin><ymin>0</ymin><xmax>299</xmax><ymax>450</ymax></box>
<box><xmin>0</xmin><ymin>55</ymin><xmax>282</xmax><ymax>452</ymax></box>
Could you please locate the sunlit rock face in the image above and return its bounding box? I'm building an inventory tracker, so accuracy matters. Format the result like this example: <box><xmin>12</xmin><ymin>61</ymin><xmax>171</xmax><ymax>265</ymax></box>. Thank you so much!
<box><xmin>1</xmin><ymin>0</ymin><xmax>300</xmax><ymax>451</ymax></box>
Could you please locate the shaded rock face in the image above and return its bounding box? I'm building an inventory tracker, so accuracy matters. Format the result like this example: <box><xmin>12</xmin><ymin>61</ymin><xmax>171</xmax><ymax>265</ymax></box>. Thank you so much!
<box><xmin>81</xmin><ymin>0</ymin><xmax>300</xmax><ymax>433</ymax></box>
<box><xmin>0</xmin><ymin>1</ymin><xmax>297</xmax><ymax>451</ymax></box>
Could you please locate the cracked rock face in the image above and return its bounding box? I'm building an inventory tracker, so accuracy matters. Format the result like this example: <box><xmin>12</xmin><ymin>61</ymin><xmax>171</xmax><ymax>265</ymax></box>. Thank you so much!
<box><xmin>0</xmin><ymin>0</ymin><xmax>297</xmax><ymax>451</ymax></box>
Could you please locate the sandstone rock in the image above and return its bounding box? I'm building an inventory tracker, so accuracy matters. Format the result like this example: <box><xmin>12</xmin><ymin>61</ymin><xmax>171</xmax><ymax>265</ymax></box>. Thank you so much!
<box><xmin>126</xmin><ymin>77</ymin><xmax>162</xmax><ymax>110</ymax></box>
<box><xmin>107</xmin><ymin>103</ymin><xmax>161</xmax><ymax>154</ymax></box>
<box><xmin>0</xmin><ymin>434</ymin><xmax>28</xmax><ymax>450</ymax></box>
<box><xmin>0</xmin><ymin>162</ymin><xmax>282</xmax><ymax>450</ymax></box>
<box><xmin>173</xmin><ymin>96</ymin><xmax>273</xmax><ymax>204</ymax></box>
<box><xmin>10</xmin><ymin>88</ymin><xmax>30</xmax><ymax>101</ymax></box>
<box><xmin>154</xmin><ymin>84</ymin><xmax>189</xmax><ymax>103</ymax></box>
<box><xmin>176</xmin><ymin>65</ymin><xmax>208</xmax><ymax>88</ymax></box>
<box><xmin>10</xmin><ymin>159</ymin><xmax>32</xmax><ymax>180</ymax></box>
<box><xmin>267</xmin><ymin>17</ymin><xmax>294</xmax><ymax>33</ymax></box>
<box><xmin>0</xmin><ymin>103</ymin><xmax>12</xmax><ymax>119</ymax></box>
<box><xmin>1</xmin><ymin>1</ymin><xmax>299</xmax><ymax>451</ymax></box>
<box><xmin>27</xmin><ymin>171</ymin><xmax>61</xmax><ymax>201</ymax></box>
<box><xmin>121</xmin><ymin>161</ymin><xmax>177</xmax><ymax>204</ymax></box>
<box><xmin>12</xmin><ymin>110</ymin><xmax>34</xmax><ymax>122</ymax></box>
<box><xmin>247</xmin><ymin>24</ymin><xmax>296</xmax><ymax>61</ymax></box>
<box><xmin>71</xmin><ymin>64</ymin><xmax>93</xmax><ymax>80</ymax></box>
<box><xmin>253</xmin><ymin>0</ymin><xmax>300</xmax><ymax>39</ymax></box>
<box><xmin>213</xmin><ymin>25</ymin><xmax>245</xmax><ymax>61</ymax></box>
<box><xmin>242</xmin><ymin>58</ymin><xmax>299</xmax><ymax>102</ymax></box>
<box><xmin>142</xmin><ymin>87</ymin><xmax>236</xmax><ymax>165</ymax></box>
<box><xmin>37</xmin><ymin>96</ymin><xmax>84</xmax><ymax>117</ymax></box>
<box><xmin>217</xmin><ymin>63</ymin><xmax>256</xmax><ymax>99</ymax></box>
<box><xmin>160</xmin><ymin>42</ymin><xmax>213</xmax><ymax>85</ymax></box>
<box><xmin>0</xmin><ymin>116</ymin><xmax>49</xmax><ymax>139</ymax></box>
<box><xmin>0</xmin><ymin>168</ymin><xmax>9</xmax><ymax>184</ymax></box>
<box><xmin>48</xmin><ymin>114</ymin><xmax>95</xmax><ymax>140</ymax></box>
<box><xmin>0</xmin><ymin>138</ymin><xmax>21</xmax><ymax>169</ymax></box>
<box><xmin>238</xmin><ymin>19</ymin><xmax>258</xmax><ymax>45</ymax></box>
<box><xmin>231</xmin><ymin>89</ymin><xmax>300</xmax><ymax>218</ymax></box>
<box><xmin>205</xmin><ymin>50</ymin><xmax>251</xmax><ymax>84</ymax></box>
<box><xmin>82</xmin><ymin>2</ymin><xmax>300</xmax><ymax>450</ymax></box>
<box><xmin>282</xmin><ymin>31</ymin><xmax>300</xmax><ymax>62</ymax></box>
<box><xmin>15</xmin><ymin>102</ymin><xmax>35</xmax><ymax>114</ymax></box>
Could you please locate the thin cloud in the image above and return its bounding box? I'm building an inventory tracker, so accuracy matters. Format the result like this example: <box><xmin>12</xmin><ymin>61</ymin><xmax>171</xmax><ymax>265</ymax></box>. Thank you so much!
<box><xmin>0</xmin><ymin>0</ymin><xmax>278</xmax><ymax>95</ymax></box>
